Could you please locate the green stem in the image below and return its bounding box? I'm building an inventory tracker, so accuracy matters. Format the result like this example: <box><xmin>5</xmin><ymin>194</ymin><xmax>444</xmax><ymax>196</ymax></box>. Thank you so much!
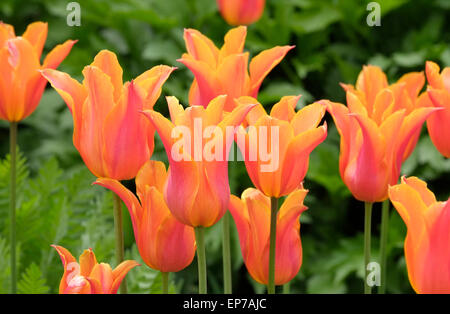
<box><xmin>379</xmin><ymin>200</ymin><xmax>390</xmax><ymax>294</ymax></box>
<box><xmin>113</xmin><ymin>192</ymin><xmax>126</xmax><ymax>294</ymax></box>
<box><xmin>9</xmin><ymin>122</ymin><xmax>17</xmax><ymax>294</ymax></box>
<box><xmin>195</xmin><ymin>227</ymin><xmax>207</xmax><ymax>294</ymax></box>
<box><xmin>268</xmin><ymin>197</ymin><xmax>279</xmax><ymax>294</ymax></box>
<box><xmin>364</xmin><ymin>202</ymin><xmax>373</xmax><ymax>294</ymax></box>
<box><xmin>161</xmin><ymin>272</ymin><xmax>169</xmax><ymax>294</ymax></box>
<box><xmin>222</xmin><ymin>212</ymin><xmax>232</xmax><ymax>293</ymax></box>
<box><xmin>283</xmin><ymin>281</ymin><xmax>290</xmax><ymax>294</ymax></box>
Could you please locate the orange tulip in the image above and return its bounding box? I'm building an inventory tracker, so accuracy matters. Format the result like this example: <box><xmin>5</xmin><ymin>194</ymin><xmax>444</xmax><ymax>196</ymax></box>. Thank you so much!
<box><xmin>142</xmin><ymin>95</ymin><xmax>255</xmax><ymax>228</ymax></box>
<box><xmin>95</xmin><ymin>160</ymin><xmax>196</xmax><ymax>273</ymax></box>
<box><xmin>229</xmin><ymin>188</ymin><xmax>308</xmax><ymax>285</ymax></box>
<box><xmin>179</xmin><ymin>26</ymin><xmax>293</xmax><ymax>111</ymax></box>
<box><xmin>235</xmin><ymin>96</ymin><xmax>327</xmax><ymax>198</ymax></box>
<box><xmin>52</xmin><ymin>245</ymin><xmax>138</xmax><ymax>294</ymax></box>
<box><xmin>425</xmin><ymin>61</ymin><xmax>450</xmax><ymax>157</ymax></box>
<box><xmin>388</xmin><ymin>176</ymin><xmax>450</xmax><ymax>293</ymax></box>
<box><xmin>0</xmin><ymin>21</ymin><xmax>76</xmax><ymax>122</ymax></box>
<box><xmin>41</xmin><ymin>50</ymin><xmax>174</xmax><ymax>180</ymax></box>
<box><xmin>325</xmin><ymin>65</ymin><xmax>438</xmax><ymax>202</ymax></box>
<box><xmin>217</xmin><ymin>0</ymin><xmax>265</xmax><ymax>26</ymax></box>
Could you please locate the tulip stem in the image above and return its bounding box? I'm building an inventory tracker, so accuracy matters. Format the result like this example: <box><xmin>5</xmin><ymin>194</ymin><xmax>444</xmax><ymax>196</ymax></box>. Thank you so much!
<box><xmin>364</xmin><ymin>202</ymin><xmax>373</xmax><ymax>294</ymax></box>
<box><xmin>161</xmin><ymin>272</ymin><xmax>169</xmax><ymax>294</ymax></box>
<box><xmin>195</xmin><ymin>227</ymin><xmax>207</xmax><ymax>294</ymax></box>
<box><xmin>9</xmin><ymin>122</ymin><xmax>17</xmax><ymax>294</ymax></box>
<box><xmin>113</xmin><ymin>192</ymin><xmax>127</xmax><ymax>294</ymax></box>
<box><xmin>222</xmin><ymin>212</ymin><xmax>232</xmax><ymax>293</ymax></box>
<box><xmin>283</xmin><ymin>281</ymin><xmax>290</xmax><ymax>294</ymax></box>
<box><xmin>379</xmin><ymin>199</ymin><xmax>390</xmax><ymax>294</ymax></box>
<box><xmin>268</xmin><ymin>197</ymin><xmax>279</xmax><ymax>294</ymax></box>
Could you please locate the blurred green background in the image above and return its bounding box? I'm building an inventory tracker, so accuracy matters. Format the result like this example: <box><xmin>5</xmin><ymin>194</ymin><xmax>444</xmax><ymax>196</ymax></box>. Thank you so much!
<box><xmin>0</xmin><ymin>0</ymin><xmax>449</xmax><ymax>293</ymax></box>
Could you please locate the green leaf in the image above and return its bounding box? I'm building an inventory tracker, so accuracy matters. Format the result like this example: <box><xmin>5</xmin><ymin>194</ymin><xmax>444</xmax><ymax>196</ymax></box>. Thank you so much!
<box><xmin>18</xmin><ymin>263</ymin><xmax>49</xmax><ymax>294</ymax></box>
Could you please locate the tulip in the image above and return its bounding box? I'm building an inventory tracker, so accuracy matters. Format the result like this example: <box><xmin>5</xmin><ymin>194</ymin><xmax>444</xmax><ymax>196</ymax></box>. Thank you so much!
<box><xmin>0</xmin><ymin>21</ymin><xmax>76</xmax><ymax>122</ymax></box>
<box><xmin>142</xmin><ymin>95</ymin><xmax>254</xmax><ymax>294</ymax></box>
<box><xmin>179</xmin><ymin>26</ymin><xmax>293</xmax><ymax>111</ymax></box>
<box><xmin>388</xmin><ymin>176</ymin><xmax>450</xmax><ymax>293</ymax></box>
<box><xmin>41</xmin><ymin>49</ymin><xmax>174</xmax><ymax>180</ymax></box>
<box><xmin>142</xmin><ymin>95</ymin><xmax>255</xmax><ymax>228</ymax></box>
<box><xmin>425</xmin><ymin>61</ymin><xmax>450</xmax><ymax>157</ymax></box>
<box><xmin>217</xmin><ymin>0</ymin><xmax>265</xmax><ymax>26</ymax></box>
<box><xmin>229</xmin><ymin>188</ymin><xmax>308</xmax><ymax>285</ymax></box>
<box><xmin>235</xmin><ymin>95</ymin><xmax>327</xmax><ymax>198</ymax></box>
<box><xmin>52</xmin><ymin>245</ymin><xmax>139</xmax><ymax>294</ymax></box>
<box><xmin>95</xmin><ymin>160</ymin><xmax>196</xmax><ymax>279</ymax></box>
<box><xmin>1</xmin><ymin>21</ymin><xmax>75</xmax><ymax>294</ymax></box>
<box><xmin>325</xmin><ymin>64</ymin><xmax>439</xmax><ymax>293</ymax></box>
<box><xmin>325</xmin><ymin>65</ymin><xmax>437</xmax><ymax>203</ymax></box>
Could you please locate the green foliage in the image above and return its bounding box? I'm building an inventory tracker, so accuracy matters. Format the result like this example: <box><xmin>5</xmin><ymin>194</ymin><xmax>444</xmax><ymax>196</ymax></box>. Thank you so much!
<box><xmin>18</xmin><ymin>263</ymin><xmax>49</xmax><ymax>294</ymax></box>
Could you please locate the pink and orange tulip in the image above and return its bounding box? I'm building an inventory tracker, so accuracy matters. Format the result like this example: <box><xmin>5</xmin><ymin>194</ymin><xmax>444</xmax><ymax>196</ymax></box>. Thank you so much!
<box><xmin>41</xmin><ymin>50</ymin><xmax>174</xmax><ymax>180</ymax></box>
<box><xmin>388</xmin><ymin>176</ymin><xmax>450</xmax><ymax>293</ymax></box>
<box><xmin>179</xmin><ymin>26</ymin><xmax>293</xmax><ymax>111</ymax></box>
<box><xmin>52</xmin><ymin>245</ymin><xmax>138</xmax><ymax>294</ymax></box>
<box><xmin>95</xmin><ymin>160</ymin><xmax>196</xmax><ymax>273</ymax></box>
<box><xmin>325</xmin><ymin>65</ymin><xmax>438</xmax><ymax>202</ymax></box>
<box><xmin>235</xmin><ymin>96</ymin><xmax>327</xmax><ymax>198</ymax></box>
<box><xmin>425</xmin><ymin>61</ymin><xmax>450</xmax><ymax>157</ymax></box>
<box><xmin>229</xmin><ymin>188</ymin><xmax>308</xmax><ymax>285</ymax></box>
<box><xmin>142</xmin><ymin>95</ymin><xmax>255</xmax><ymax>228</ymax></box>
<box><xmin>217</xmin><ymin>0</ymin><xmax>265</xmax><ymax>26</ymax></box>
<box><xmin>0</xmin><ymin>21</ymin><xmax>75</xmax><ymax>122</ymax></box>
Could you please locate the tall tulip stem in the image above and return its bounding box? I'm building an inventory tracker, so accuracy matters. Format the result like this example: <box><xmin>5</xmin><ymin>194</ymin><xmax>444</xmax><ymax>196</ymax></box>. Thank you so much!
<box><xmin>161</xmin><ymin>272</ymin><xmax>169</xmax><ymax>294</ymax></box>
<box><xmin>222</xmin><ymin>212</ymin><xmax>232</xmax><ymax>293</ymax></box>
<box><xmin>113</xmin><ymin>192</ymin><xmax>126</xmax><ymax>294</ymax></box>
<box><xmin>195</xmin><ymin>227</ymin><xmax>207</xmax><ymax>294</ymax></box>
<box><xmin>9</xmin><ymin>122</ymin><xmax>17</xmax><ymax>294</ymax></box>
<box><xmin>364</xmin><ymin>202</ymin><xmax>373</xmax><ymax>294</ymax></box>
<box><xmin>283</xmin><ymin>281</ymin><xmax>290</xmax><ymax>294</ymax></box>
<box><xmin>379</xmin><ymin>199</ymin><xmax>390</xmax><ymax>294</ymax></box>
<box><xmin>268</xmin><ymin>197</ymin><xmax>279</xmax><ymax>294</ymax></box>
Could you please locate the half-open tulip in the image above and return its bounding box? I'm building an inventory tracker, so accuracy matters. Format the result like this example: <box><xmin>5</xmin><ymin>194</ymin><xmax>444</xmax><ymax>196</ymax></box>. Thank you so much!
<box><xmin>41</xmin><ymin>50</ymin><xmax>174</xmax><ymax>180</ymax></box>
<box><xmin>217</xmin><ymin>0</ymin><xmax>265</xmax><ymax>26</ymax></box>
<box><xmin>142</xmin><ymin>95</ymin><xmax>255</xmax><ymax>228</ymax></box>
<box><xmin>425</xmin><ymin>61</ymin><xmax>450</xmax><ymax>157</ymax></box>
<box><xmin>388</xmin><ymin>176</ymin><xmax>450</xmax><ymax>293</ymax></box>
<box><xmin>229</xmin><ymin>188</ymin><xmax>308</xmax><ymax>285</ymax></box>
<box><xmin>179</xmin><ymin>26</ymin><xmax>293</xmax><ymax>111</ymax></box>
<box><xmin>95</xmin><ymin>160</ymin><xmax>196</xmax><ymax>273</ymax></box>
<box><xmin>235</xmin><ymin>96</ymin><xmax>327</xmax><ymax>198</ymax></box>
<box><xmin>325</xmin><ymin>65</ymin><xmax>438</xmax><ymax>202</ymax></box>
<box><xmin>0</xmin><ymin>21</ymin><xmax>76</xmax><ymax>122</ymax></box>
<box><xmin>52</xmin><ymin>245</ymin><xmax>138</xmax><ymax>294</ymax></box>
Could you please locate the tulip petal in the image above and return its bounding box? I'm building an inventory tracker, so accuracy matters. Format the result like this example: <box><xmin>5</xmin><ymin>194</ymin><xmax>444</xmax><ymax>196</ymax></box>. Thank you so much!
<box><xmin>90</xmin><ymin>50</ymin><xmax>123</xmax><ymax>102</ymax></box>
<box><xmin>355</xmin><ymin>65</ymin><xmax>388</xmax><ymax>112</ymax></box>
<box><xmin>398</xmin><ymin>71</ymin><xmax>425</xmax><ymax>100</ymax></box>
<box><xmin>42</xmin><ymin>39</ymin><xmax>76</xmax><ymax>70</ymax></box>
<box><xmin>89</xmin><ymin>263</ymin><xmax>113</xmax><ymax>294</ymax></box>
<box><xmin>178</xmin><ymin>55</ymin><xmax>221</xmax><ymax>107</ymax></box>
<box><xmin>426</xmin><ymin>88</ymin><xmax>450</xmax><ymax>157</ymax></box>
<box><xmin>290</xmin><ymin>101</ymin><xmax>326</xmax><ymax>134</ymax></box>
<box><xmin>183</xmin><ymin>29</ymin><xmax>219</xmax><ymax>67</ymax></box>
<box><xmin>135</xmin><ymin>160</ymin><xmax>168</xmax><ymax>198</ymax></box>
<box><xmin>51</xmin><ymin>245</ymin><xmax>79</xmax><ymax>294</ymax></box>
<box><xmin>219</xmin><ymin>26</ymin><xmax>247</xmax><ymax>60</ymax></box>
<box><xmin>111</xmin><ymin>260</ymin><xmax>140</xmax><ymax>294</ymax></box>
<box><xmin>249</xmin><ymin>45</ymin><xmax>294</xmax><ymax>96</ymax></box>
<box><xmin>281</xmin><ymin>124</ymin><xmax>327</xmax><ymax>195</ymax></box>
<box><xmin>425</xmin><ymin>61</ymin><xmax>444</xmax><ymax>90</ymax></box>
<box><xmin>79</xmin><ymin>248</ymin><xmax>97</xmax><ymax>277</ymax></box>
<box><xmin>22</xmin><ymin>21</ymin><xmax>47</xmax><ymax>60</ymax></box>
<box><xmin>269</xmin><ymin>95</ymin><xmax>300</xmax><ymax>122</ymax></box>
<box><xmin>134</xmin><ymin>65</ymin><xmax>175</xmax><ymax>109</ymax></box>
